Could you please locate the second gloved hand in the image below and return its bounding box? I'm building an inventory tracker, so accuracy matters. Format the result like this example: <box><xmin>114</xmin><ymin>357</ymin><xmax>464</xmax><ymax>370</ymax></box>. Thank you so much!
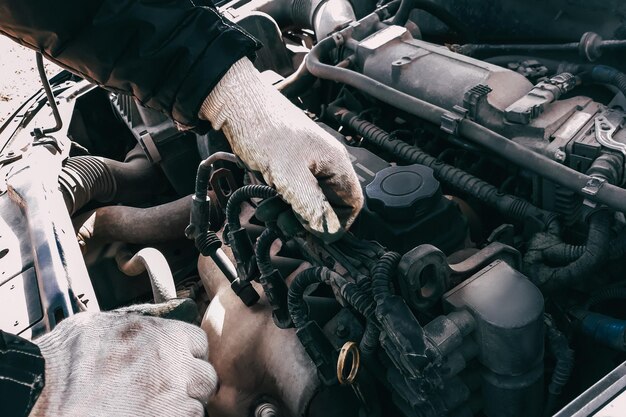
<box><xmin>30</xmin><ymin>311</ymin><xmax>217</xmax><ymax>417</ymax></box>
<box><xmin>200</xmin><ymin>58</ymin><xmax>363</xmax><ymax>241</ymax></box>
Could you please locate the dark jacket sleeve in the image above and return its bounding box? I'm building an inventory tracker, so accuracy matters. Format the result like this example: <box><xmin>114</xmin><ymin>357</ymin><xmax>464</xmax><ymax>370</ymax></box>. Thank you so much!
<box><xmin>0</xmin><ymin>0</ymin><xmax>260</xmax><ymax>128</ymax></box>
<box><xmin>0</xmin><ymin>331</ymin><xmax>45</xmax><ymax>417</ymax></box>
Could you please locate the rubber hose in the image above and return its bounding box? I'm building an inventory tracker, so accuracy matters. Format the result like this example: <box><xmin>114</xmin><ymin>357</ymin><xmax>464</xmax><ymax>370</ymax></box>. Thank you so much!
<box><xmin>307</xmin><ymin>36</ymin><xmax>626</xmax><ymax>213</ymax></box>
<box><xmin>226</xmin><ymin>185</ymin><xmax>277</xmax><ymax>230</ymax></box>
<box><xmin>584</xmin><ymin>287</ymin><xmax>626</xmax><ymax>309</ymax></box>
<box><xmin>256</xmin><ymin>228</ymin><xmax>280</xmax><ymax>277</ymax></box>
<box><xmin>576</xmin><ymin>310</ymin><xmax>626</xmax><ymax>352</ymax></box>
<box><xmin>288</xmin><ymin>267</ymin><xmax>325</xmax><ymax>328</ymax></box>
<box><xmin>457</xmin><ymin>40</ymin><xmax>626</xmax><ymax>58</ymax></box>
<box><xmin>59</xmin><ymin>157</ymin><xmax>116</xmax><ymax>215</ymax></box>
<box><xmin>540</xmin><ymin>211</ymin><xmax>612</xmax><ymax>291</ymax></box>
<box><xmin>59</xmin><ymin>146</ymin><xmax>159</xmax><ymax>215</ymax></box>
<box><xmin>371</xmin><ymin>252</ymin><xmax>401</xmax><ymax>305</ymax></box>
<box><xmin>391</xmin><ymin>0</ymin><xmax>472</xmax><ymax>41</ymax></box>
<box><xmin>544</xmin><ymin>317</ymin><xmax>575</xmax><ymax>417</ymax></box>
<box><xmin>194</xmin><ymin>151</ymin><xmax>238</xmax><ymax>200</ymax></box>
<box><xmin>591</xmin><ymin>65</ymin><xmax>626</xmax><ymax>98</ymax></box>
<box><xmin>276</xmin><ymin>60</ymin><xmax>316</xmax><ymax>98</ymax></box>
<box><xmin>115</xmin><ymin>247</ymin><xmax>177</xmax><ymax>303</ymax></box>
<box><xmin>73</xmin><ymin>196</ymin><xmax>191</xmax><ymax>248</ymax></box>
<box><xmin>360</xmin><ymin>320</ymin><xmax>380</xmax><ymax>356</ymax></box>
<box><xmin>543</xmin><ymin>228</ymin><xmax>626</xmax><ymax>264</ymax></box>
<box><xmin>332</xmin><ymin>108</ymin><xmax>556</xmax><ymax>228</ymax></box>
<box><xmin>341</xmin><ymin>281</ymin><xmax>376</xmax><ymax>320</ymax></box>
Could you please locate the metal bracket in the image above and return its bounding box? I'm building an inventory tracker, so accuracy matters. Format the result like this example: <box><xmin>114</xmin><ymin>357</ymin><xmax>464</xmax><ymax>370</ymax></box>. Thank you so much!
<box><xmin>594</xmin><ymin>116</ymin><xmax>626</xmax><ymax>157</ymax></box>
<box><xmin>0</xmin><ymin>151</ymin><xmax>22</xmax><ymax>166</ymax></box>
<box><xmin>440</xmin><ymin>105</ymin><xmax>468</xmax><ymax>135</ymax></box>
<box><xmin>31</xmin><ymin>136</ymin><xmax>62</xmax><ymax>153</ymax></box>
<box><xmin>139</xmin><ymin>131</ymin><xmax>162</xmax><ymax>163</ymax></box>
<box><xmin>582</xmin><ymin>176</ymin><xmax>607</xmax><ymax>196</ymax></box>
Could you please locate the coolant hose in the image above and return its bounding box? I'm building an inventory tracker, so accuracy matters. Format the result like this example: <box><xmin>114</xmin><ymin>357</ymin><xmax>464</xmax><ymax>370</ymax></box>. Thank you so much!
<box><xmin>307</xmin><ymin>35</ymin><xmax>626</xmax><ymax>214</ymax></box>
<box><xmin>115</xmin><ymin>247</ymin><xmax>177</xmax><ymax>303</ymax></box>
<box><xmin>59</xmin><ymin>146</ymin><xmax>159</xmax><ymax>215</ymax></box>
<box><xmin>575</xmin><ymin>310</ymin><xmax>626</xmax><ymax>352</ymax></box>
<box><xmin>73</xmin><ymin>195</ymin><xmax>192</xmax><ymax>249</ymax></box>
<box><xmin>226</xmin><ymin>185</ymin><xmax>277</xmax><ymax>231</ymax></box>
<box><xmin>590</xmin><ymin>66</ymin><xmax>626</xmax><ymax>97</ymax></box>
<box><xmin>332</xmin><ymin>108</ymin><xmax>556</xmax><ymax>228</ymax></box>
<box><xmin>371</xmin><ymin>252</ymin><xmax>401</xmax><ymax>305</ymax></box>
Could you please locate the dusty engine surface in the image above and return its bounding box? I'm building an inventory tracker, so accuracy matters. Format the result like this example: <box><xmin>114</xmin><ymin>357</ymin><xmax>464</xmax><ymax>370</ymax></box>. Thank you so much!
<box><xmin>1</xmin><ymin>0</ymin><xmax>626</xmax><ymax>416</ymax></box>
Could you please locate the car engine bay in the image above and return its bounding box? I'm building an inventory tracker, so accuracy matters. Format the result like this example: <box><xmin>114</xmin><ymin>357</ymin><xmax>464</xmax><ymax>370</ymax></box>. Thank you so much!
<box><xmin>1</xmin><ymin>0</ymin><xmax>626</xmax><ymax>416</ymax></box>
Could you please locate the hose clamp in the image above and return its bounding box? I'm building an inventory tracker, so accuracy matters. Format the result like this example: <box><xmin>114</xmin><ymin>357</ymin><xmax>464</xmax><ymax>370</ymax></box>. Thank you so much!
<box><xmin>440</xmin><ymin>105</ymin><xmax>468</xmax><ymax>135</ymax></box>
<box><xmin>582</xmin><ymin>176</ymin><xmax>606</xmax><ymax>196</ymax></box>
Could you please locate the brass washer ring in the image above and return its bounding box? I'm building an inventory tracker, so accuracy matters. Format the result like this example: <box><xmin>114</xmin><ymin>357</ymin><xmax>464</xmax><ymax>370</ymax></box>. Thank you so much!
<box><xmin>337</xmin><ymin>341</ymin><xmax>360</xmax><ymax>385</ymax></box>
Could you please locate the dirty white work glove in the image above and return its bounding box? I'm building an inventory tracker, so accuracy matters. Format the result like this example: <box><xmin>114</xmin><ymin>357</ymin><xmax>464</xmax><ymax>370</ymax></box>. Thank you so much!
<box><xmin>30</xmin><ymin>311</ymin><xmax>218</xmax><ymax>417</ymax></box>
<box><xmin>200</xmin><ymin>58</ymin><xmax>364</xmax><ymax>240</ymax></box>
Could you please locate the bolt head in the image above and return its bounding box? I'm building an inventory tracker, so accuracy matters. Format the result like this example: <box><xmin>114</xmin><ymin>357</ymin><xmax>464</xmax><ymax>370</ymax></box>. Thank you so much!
<box><xmin>554</xmin><ymin>149</ymin><xmax>567</xmax><ymax>162</ymax></box>
<box><xmin>336</xmin><ymin>323</ymin><xmax>348</xmax><ymax>338</ymax></box>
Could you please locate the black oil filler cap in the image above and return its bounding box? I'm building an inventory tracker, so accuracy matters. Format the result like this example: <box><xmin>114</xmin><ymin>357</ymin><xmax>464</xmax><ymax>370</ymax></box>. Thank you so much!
<box><xmin>365</xmin><ymin>164</ymin><xmax>441</xmax><ymax>222</ymax></box>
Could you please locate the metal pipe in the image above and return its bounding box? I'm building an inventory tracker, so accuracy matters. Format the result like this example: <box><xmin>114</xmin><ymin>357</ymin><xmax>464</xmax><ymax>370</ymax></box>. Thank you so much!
<box><xmin>36</xmin><ymin>52</ymin><xmax>62</xmax><ymax>135</ymax></box>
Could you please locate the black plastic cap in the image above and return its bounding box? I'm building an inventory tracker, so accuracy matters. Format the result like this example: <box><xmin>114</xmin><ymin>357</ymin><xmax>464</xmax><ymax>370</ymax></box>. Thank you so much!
<box><xmin>365</xmin><ymin>164</ymin><xmax>441</xmax><ymax>222</ymax></box>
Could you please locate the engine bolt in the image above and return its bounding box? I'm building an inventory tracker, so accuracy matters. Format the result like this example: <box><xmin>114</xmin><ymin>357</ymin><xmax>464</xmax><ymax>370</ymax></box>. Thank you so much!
<box><xmin>336</xmin><ymin>323</ymin><xmax>348</xmax><ymax>338</ymax></box>
<box><xmin>554</xmin><ymin>149</ymin><xmax>567</xmax><ymax>162</ymax></box>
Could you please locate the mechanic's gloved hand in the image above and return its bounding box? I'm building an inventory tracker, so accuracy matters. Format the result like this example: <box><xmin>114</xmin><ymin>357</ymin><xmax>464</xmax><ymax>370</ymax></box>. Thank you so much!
<box><xmin>30</xmin><ymin>311</ymin><xmax>217</xmax><ymax>417</ymax></box>
<box><xmin>200</xmin><ymin>58</ymin><xmax>364</xmax><ymax>241</ymax></box>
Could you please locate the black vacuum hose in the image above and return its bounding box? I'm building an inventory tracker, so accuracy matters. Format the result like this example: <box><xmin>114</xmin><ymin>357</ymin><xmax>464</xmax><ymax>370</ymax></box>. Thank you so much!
<box><xmin>288</xmin><ymin>267</ymin><xmax>328</xmax><ymax>328</ymax></box>
<box><xmin>226</xmin><ymin>185</ymin><xmax>277</xmax><ymax>230</ymax></box>
<box><xmin>331</xmin><ymin>107</ymin><xmax>556</xmax><ymax>228</ymax></box>
<box><xmin>256</xmin><ymin>228</ymin><xmax>280</xmax><ymax>277</ymax></box>
<box><xmin>371</xmin><ymin>252</ymin><xmax>401</xmax><ymax>305</ymax></box>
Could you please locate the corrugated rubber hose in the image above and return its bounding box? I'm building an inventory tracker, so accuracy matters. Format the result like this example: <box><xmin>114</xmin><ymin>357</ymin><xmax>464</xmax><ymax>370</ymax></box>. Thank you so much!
<box><xmin>59</xmin><ymin>146</ymin><xmax>160</xmax><ymax>215</ymax></box>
